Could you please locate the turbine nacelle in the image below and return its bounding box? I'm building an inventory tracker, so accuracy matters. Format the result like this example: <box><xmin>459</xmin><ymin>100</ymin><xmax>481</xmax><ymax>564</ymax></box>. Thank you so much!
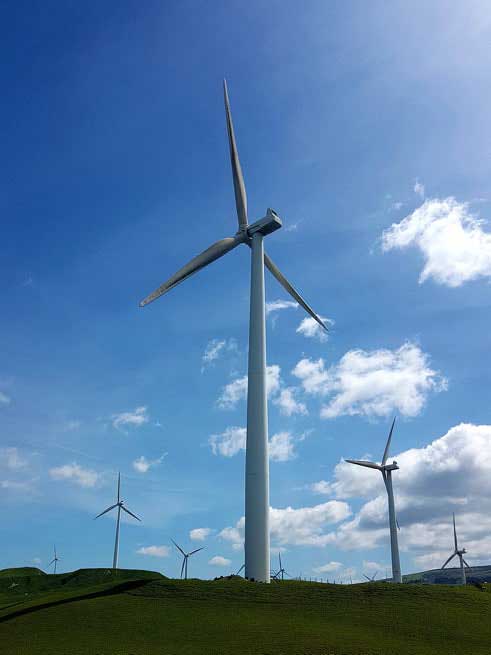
<box><xmin>247</xmin><ymin>209</ymin><xmax>282</xmax><ymax>238</ymax></box>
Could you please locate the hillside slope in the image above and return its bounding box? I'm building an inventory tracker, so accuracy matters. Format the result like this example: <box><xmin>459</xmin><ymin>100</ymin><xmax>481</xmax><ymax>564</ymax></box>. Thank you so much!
<box><xmin>0</xmin><ymin>573</ymin><xmax>490</xmax><ymax>655</ymax></box>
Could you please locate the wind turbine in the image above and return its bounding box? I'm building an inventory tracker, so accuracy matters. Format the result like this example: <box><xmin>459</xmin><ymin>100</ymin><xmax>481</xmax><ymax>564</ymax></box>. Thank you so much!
<box><xmin>271</xmin><ymin>553</ymin><xmax>291</xmax><ymax>581</ymax></box>
<box><xmin>346</xmin><ymin>417</ymin><xmax>402</xmax><ymax>583</ymax></box>
<box><xmin>171</xmin><ymin>539</ymin><xmax>204</xmax><ymax>580</ymax></box>
<box><xmin>235</xmin><ymin>564</ymin><xmax>245</xmax><ymax>576</ymax></box>
<box><xmin>49</xmin><ymin>545</ymin><xmax>60</xmax><ymax>574</ymax></box>
<box><xmin>441</xmin><ymin>513</ymin><xmax>470</xmax><ymax>585</ymax></box>
<box><xmin>363</xmin><ymin>571</ymin><xmax>378</xmax><ymax>582</ymax></box>
<box><xmin>140</xmin><ymin>82</ymin><xmax>327</xmax><ymax>583</ymax></box>
<box><xmin>94</xmin><ymin>472</ymin><xmax>141</xmax><ymax>569</ymax></box>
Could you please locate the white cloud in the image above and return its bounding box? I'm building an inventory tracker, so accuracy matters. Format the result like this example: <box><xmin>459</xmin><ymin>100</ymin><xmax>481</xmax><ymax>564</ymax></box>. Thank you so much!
<box><xmin>201</xmin><ymin>338</ymin><xmax>237</xmax><ymax>371</ymax></box>
<box><xmin>310</xmin><ymin>480</ymin><xmax>332</xmax><ymax>495</ymax></box>
<box><xmin>292</xmin><ymin>342</ymin><xmax>447</xmax><ymax>419</ymax></box>
<box><xmin>137</xmin><ymin>545</ymin><xmax>170</xmax><ymax>558</ymax></box>
<box><xmin>0</xmin><ymin>447</ymin><xmax>27</xmax><ymax>470</ymax></box>
<box><xmin>382</xmin><ymin>197</ymin><xmax>491</xmax><ymax>287</ymax></box>
<box><xmin>265</xmin><ymin>299</ymin><xmax>298</xmax><ymax>316</ymax></box>
<box><xmin>49</xmin><ymin>462</ymin><xmax>100</xmax><ymax>488</ymax></box>
<box><xmin>209</xmin><ymin>426</ymin><xmax>246</xmax><ymax>457</ymax></box>
<box><xmin>390</xmin><ymin>202</ymin><xmax>404</xmax><ymax>211</ymax></box>
<box><xmin>217</xmin><ymin>365</ymin><xmax>281</xmax><ymax>409</ymax></box>
<box><xmin>414</xmin><ymin>180</ymin><xmax>425</xmax><ymax>198</ymax></box>
<box><xmin>313</xmin><ymin>561</ymin><xmax>343</xmax><ymax>573</ymax></box>
<box><xmin>296</xmin><ymin>316</ymin><xmax>332</xmax><ymax>343</ymax></box>
<box><xmin>209</xmin><ymin>428</ymin><xmax>303</xmax><ymax>461</ymax></box>
<box><xmin>132</xmin><ymin>453</ymin><xmax>167</xmax><ymax>474</ymax></box>
<box><xmin>32</xmin><ymin>557</ymin><xmax>42</xmax><ymax>565</ymax></box>
<box><xmin>190</xmin><ymin>528</ymin><xmax>212</xmax><ymax>541</ymax></box>
<box><xmin>112</xmin><ymin>406</ymin><xmax>149</xmax><ymax>432</ymax></box>
<box><xmin>0</xmin><ymin>392</ymin><xmax>11</xmax><ymax>405</ymax></box>
<box><xmin>273</xmin><ymin>387</ymin><xmax>307</xmax><ymax>416</ymax></box>
<box><xmin>208</xmin><ymin>555</ymin><xmax>231</xmax><ymax>567</ymax></box>
<box><xmin>219</xmin><ymin>501</ymin><xmax>351</xmax><ymax>550</ymax></box>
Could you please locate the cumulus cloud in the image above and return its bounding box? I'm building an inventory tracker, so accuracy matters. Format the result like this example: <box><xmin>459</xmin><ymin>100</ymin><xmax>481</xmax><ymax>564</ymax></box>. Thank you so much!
<box><xmin>265</xmin><ymin>299</ymin><xmax>298</xmax><ymax>316</ymax></box>
<box><xmin>209</xmin><ymin>428</ymin><xmax>303</xmax><ymax>462</ymax></box>
<box><xmin>0</xmin><ymin>447</ymin><xmax>27</xmax><ymax>470</ymax></box>
<box><xmin>190</xmin><ymin>528</ymin><xmax>212</xmax><ymax>541</ymax></box>
<box><xmin>201</xmin><ymin>338</ymin><xmax>237</xmax><ymax>371</ymax></box>
<box><xmin>208</xmin><ymin>555</ymin><xmax>231</xmax><ymax>567</ymax></box>
<box><xmin>217</xmin><ymin>365</ymin><xmax>281</xmax><ymax>409</ymax></box>
<box><xmin>316</xmin><ymin>423</ymin><xmax>491</xmax><ymax>568</ymax></box>
<box><xmin>273</xmin><ymin>387</ymin><xmax>308</xmax><ymax>416</ymax></box>
<box><xmin>269</xmin><ymin>431</ymin><xmax>302</xmax><ymax>462</ymax></box>
<box><xmin>0</xmin><ymin>392</ymin><xmax>11</xmax><ymax>405</ymax></box>
<box><xmin>414</xmin><ymin>180</ymin><xmax>425</xmax><ymax>198</ymax></box>
<box><xmin>296</xmin><ymin>316</ymin><xmax>332</xmax><ymax>343</ymax></box>
<box><xmin>313</xmin><ymin>561</ymin><xmax>343</xmax><ymax>573</ymax></box>
<box><xmin>132</xmin><ymin>453</ymin><xmax>167</xmax><ymax>473</ymax></box>
<box><xmin>137</xmin><ymin>545</ymin><xmax>170</xmax><ymax>558</ymax></box>
<box><xmin>292</xmin><ymin>342</ymin><xmax>447</xmax><ymax>419</ymax></box>
<box><xmin>382</xmin><ymin>197</ymin><xmax>491</xmax><ymax>287</ymax></box>
<box><xmin>310</xmin><ymin>480</ymin><xmax>332</xmax><ymax>495</ymax></box>
<box><xmin>49</xmin><ymin>462</ymin><xmax>100</xmax><ymax>488</ymax></box>
<box><xmin>219</xmin><ymin>501</ymin><xmax>351</xmax><ymax>550</ymax></box>
<box><xmin>112</xmin><ymin>406</ymin><xmax>149</xmax><ymax>432</ymax></box>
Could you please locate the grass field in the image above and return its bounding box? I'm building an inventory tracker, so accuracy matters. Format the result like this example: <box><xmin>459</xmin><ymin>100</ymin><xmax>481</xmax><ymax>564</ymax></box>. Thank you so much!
<box><xmin>1</xmin><ymin>569</ymin><xmax>490</xmax><ymax>655</ymax></box>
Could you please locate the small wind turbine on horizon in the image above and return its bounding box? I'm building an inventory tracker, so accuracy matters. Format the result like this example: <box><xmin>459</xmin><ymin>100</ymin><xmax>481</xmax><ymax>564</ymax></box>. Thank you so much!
<box><xmin>441</xmin><ymin>513</ymin><xmax>470</xmax><ymax>585</ymax></box>
<box><xmin>271</xmin><ymin>553</ymin><xmax>291</xmax><ymax>581</ymax></box>
<box><xmin>94</xmin><ymin>472</ymin><xmax>141</xmax><ymax>569</ymax></box>
<box><xmin>363</xmin><ymin>571</ymin><xmax>378</xmax><ymax>582</ymax></box>
<box><xmin>49</xmin><ymin>545</ymin><xmax>60</xmax><ymax>574</ymax></box>
<box><xmin>171</xmin><ymin>539</ymin><xmax>204</xmax><ymax>580</ymax></box>
<box><xmin>139</xmin><ymin>81</ymin><xmax>327</xmax><ymax>583</ymax></box>
<box><xmin>346</xmin><ymin>417</ymin><xmax>402</xmax><ymax>583</ymax></box>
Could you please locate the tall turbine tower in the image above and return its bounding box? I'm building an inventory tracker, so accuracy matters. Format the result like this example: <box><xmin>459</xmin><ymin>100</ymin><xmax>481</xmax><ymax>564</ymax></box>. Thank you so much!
<box><xmin>441</xmin><ymin>513</ymin><xmax>470</xmax><ymax>585</ymax></box>
<box><xmin>94</xmin><ymin>472</ymin><xmax>141</xmax><ymax>569</ymax></box>
<box><xmin>346</xmin><ymin>418</ymin><xmax>402</xmax><ymax>583</ymax></box>
<box><xmin>140</xmin><ymin>82</ymin><xmax>326</xmax><ymax>582</ymax></box>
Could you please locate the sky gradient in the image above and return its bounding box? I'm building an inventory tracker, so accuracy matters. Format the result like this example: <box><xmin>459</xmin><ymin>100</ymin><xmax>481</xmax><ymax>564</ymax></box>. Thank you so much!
<box><xmin>2</xmin><ymin>1</ymin><xmax>491</xmax><ymax>582</ymax></box>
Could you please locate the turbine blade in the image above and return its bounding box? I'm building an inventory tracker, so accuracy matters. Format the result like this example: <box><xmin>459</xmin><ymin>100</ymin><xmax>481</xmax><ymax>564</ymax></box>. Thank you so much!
<box><xmin>223</xmin><ymin>80</ymin><xmax>248</xmax><ymax>230</ymax></box>
<box><xmin>382</xmin><ymin>416</ymin><xmax>396</xmax><ymax>466</ymax></box>
<box><xmin>345</xmin><ymin>459</ymin><xmax>382</xmax><ymax>471</ymax></box>
<box><xmin>49</xmin><ymin>558</ymin><xmax>56</xmax><ymax>566</ymax></box>
<box><xmin>363</xmin><ymin>574</ymin><xmax>371</xmax><ymax>581</ymax></box>
<box><xmin>117</xmin><ymin>472</ymin><xmax>121</xmax><ymax>503</ymax></box>
<box><xmin>235</xmin><ymin>564</ymin><xmax>245</xmax><ymax>575</ymax></box>
<box><xmin>463</xmin><ymin>559</ymin><xmax>471</xmax><ymax>569</ymax></box>
<box><xmin>94</xmin><ymin>503</ymin><xmax>118</xmax><ymax>520</ymax></box>
<box><xmin>453</xmin><ymin>513</ymin><xmax>458</xmax><ymax>550</ymax></box>
<box><xmin>121</xmin><ymin>506</ymin><xmax>141</xmax><ymax>522</ymax></box>
<box><xmin>189</xmin><ymin>547</ymin><xmax>204</xmax><ymax>556</ymax></box>
<box><xmin>140</xmin><ymin>235</ymin><xmax>242</xmax><ymax>307</ymax></box>
<box><xmin>441</xmin><ymin>553</ymin><xmax>456</xmax><ymax>569</ymax></box>
<box><xmin>171</xmin><ymin>539</ymin><xmax>186</xmax><ymax>556</ymax></box>
<box><xmin>180</xmin><ymin>558</ymin><xmax>186</xmax><ymax>579</ymax></box>
<box><xmin>264</xmin><ymin>253</ymin><xmax>328</xmax><ymax>332</ymax></box>
<box><xmin>279</xmin><ymin>553</ymin><xmax>282</xmax><ymax>570</ymax></box>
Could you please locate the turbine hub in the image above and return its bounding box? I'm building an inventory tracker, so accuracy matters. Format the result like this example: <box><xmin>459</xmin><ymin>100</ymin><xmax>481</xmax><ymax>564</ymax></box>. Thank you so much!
<box><xmin>247</xmin><ymin>209</ymin><xmax>282</xmax><ymax>237</ymax></box>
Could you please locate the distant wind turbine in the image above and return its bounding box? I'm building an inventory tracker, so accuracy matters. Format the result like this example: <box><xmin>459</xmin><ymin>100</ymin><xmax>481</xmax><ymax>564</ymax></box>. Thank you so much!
<box><xmin>235</xmin><ymin>564</ymin><xmax>245</xmax><ymax>576</ymax></box>
<box><xmin>94</xmin><ymin>472</ymin><xmax>141</xmax><ymax>569</ymax></box>
<box><xmin>346</xmin><ymin>417</ymin><xmax>402</xmax><ymax>583</ymax></box>
<box><xmin>139</xmin><ymin>81</ymin><xmax>326</xmax><ymax>583</ymax></box>
<box><xmin>171</xmin><ymin>539</ymin><xmax>204</xmax><ymax>580</ymax></box>
<box><xmin>49</xmin><ymin>545</ymin><xmax>60</xmax><ymax>574</ymax></box>
<box><xmin>441</xmin><ymin>513</ymin><xmax>470</xmax><ymax>585</ymax></box>
<box><xmin>363</xmin><ymin>571</ymin><xmax>378</xmax><ymax>582</ymax></box>
<box><xmin>271</xmin><ymin>553</ymin><xmax>291</xmax><ymax>581</ymax></box>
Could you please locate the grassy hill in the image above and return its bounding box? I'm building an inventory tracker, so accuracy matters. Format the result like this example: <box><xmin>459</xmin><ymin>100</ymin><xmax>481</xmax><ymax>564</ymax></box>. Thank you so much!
<box><xmin>403</xmin><ymin>564</ymin><xmax>491</xmax><ymax>585</ymax></box>
<box><xmin>0</xmin><ymin>569</ymin><xmax>490</xmax><ymax>655</ymax></box>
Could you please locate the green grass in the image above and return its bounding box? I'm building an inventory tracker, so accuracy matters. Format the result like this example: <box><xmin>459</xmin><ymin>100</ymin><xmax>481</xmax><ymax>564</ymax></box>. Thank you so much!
<box><xmin>1</xmin><ymin>571</ymin><xmax>490</xmax><ymax>655</ymax></box>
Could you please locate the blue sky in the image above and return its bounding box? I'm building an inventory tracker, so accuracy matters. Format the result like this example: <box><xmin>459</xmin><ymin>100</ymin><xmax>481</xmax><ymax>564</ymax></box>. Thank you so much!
<box><xmin>2</xmin><ymin>1</ymin><xmax>491</xmax><ymax>581</ymax></box>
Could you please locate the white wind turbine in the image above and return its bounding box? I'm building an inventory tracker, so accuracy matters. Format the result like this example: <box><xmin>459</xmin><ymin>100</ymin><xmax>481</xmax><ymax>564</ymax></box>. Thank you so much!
<box><xmin>441</xmin><ymin>513</ymin><xmax>470</xmax><ymax>585</ymax></box>
<box><xmin>49</xmin><ymin>544</ymin><xmax>60</xmax><ymax>574</ymax></box>
<box><xmin>171</xmin><ymin>539</ymin><xmax>204</xmax><ymax>580</ymax></box>
<box><xmin>346</xmin><ymin>417</ymin><xmax>402</xmax><ymax>583</ymax></box>
<box><xmin>94</xmin><ymin>472</ymin><xmax>141</xmax><ymax>569</ymax></box>
<box><xmin>140</xmin><ymin>81</ymin><xmax>327</xmax><ymax>583</ymax></box>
